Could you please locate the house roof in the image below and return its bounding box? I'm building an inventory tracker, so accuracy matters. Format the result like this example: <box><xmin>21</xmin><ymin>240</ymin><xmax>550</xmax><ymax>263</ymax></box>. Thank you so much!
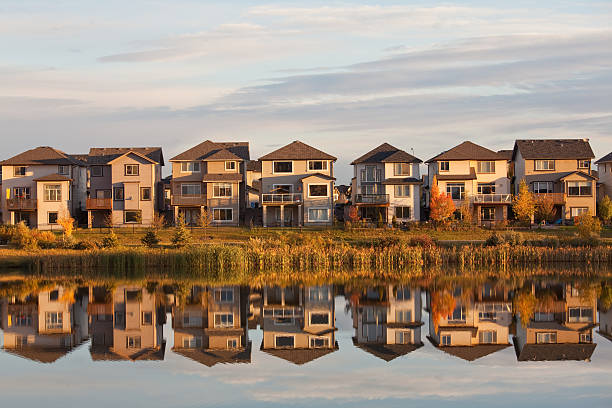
<box><xmin>352</xmin><ymin>337</ymin><xmax>423</xmax><ymax>361</ymax></box>
<box><xmin>3</xmin><ymin>346</ymin><xmax>72</xmax><ymax>364</ymax></box>
<box><xmin>0</xmin><ymin>146</ymin><xmax>85</xmax><ymax>166</ymax></box>
<box><xmin>595</xmin><ymin>152</ymin><xmax>612</xmax><ymax>164</ymax></box>
<box><xmin>88</xmin><ymin>147</ymin><xmax>164</xmax><ymax>165</ymax></box>
<box><xmin>246</xmin><ymin>160</ymin><xmax>262</xmax><ymax>172</ymax></box>
<box><xmin>33</xmin><ymin>173</ymin><xmax>72</xmax><ymax>182</ymax></box>
<box><xmin>381</xmin><ymin>177</ymin><xmax>422</xmax><ymax>185</ymax></box>
<box><xmin>261</xmin><ymin>343</ymin><xmax>339</xmax><ymax>365</ymax></box>
<box><xmin>259</xmin><ymin>141</ymin><xmax>336</xmax><ymax>161</ymax></box>
<box><xmin>438</xmin><ymin>344</ymin><xmax>510</xmax><ymax>361</ymax></box>
<box><xmin>426</xmin><ymin>141</ymin><xmax>504</xmax><ymax>163</ymax></box>
<box><xmin>436</xmin><ymin>168</ymin><xmax>477</xmax><ymax>181</ymax></box>
<box><xmin>351</xmin><ymin>143</ymin><xmax>421</xmax><ymax>165</ymax></box>
<box><xmin>335</xmin><ymin>185</ymin><xmax>351</xmax><ymax>194</ymax></box>
<box><xmin>513</xmin><ymin>139</ymin><xmax>595</xmax><ymax>160</ymax></box>
<box><xmin>513</xmin><ymin>338</ymin><xmax>596</xmax><ymax>361</ymax></box>
<box><xmin>170</xmin><ymin>140</ymin><xmax>249</xmax><ymax>161</ymax></box>
<box><xmin>173</xmin><ymin>343</ymin><xmax>252</xmax><ymax>367</ymax></box>
<box><xmin>201</xmin><ymin>173</ymin><xmax>243</xmax><ymax>182</ymax></box>
<box><xmin>497</xmin><ymin>149</ymin><xmax>513</xmax><ymax>161</ymax></box>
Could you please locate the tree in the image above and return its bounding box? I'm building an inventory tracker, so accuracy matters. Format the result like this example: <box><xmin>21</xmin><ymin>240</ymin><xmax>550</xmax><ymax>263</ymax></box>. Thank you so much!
<box><xmin>459</xmin><ymin>198</ymin><xmax>473</xmax><ymax>225</ymax></box>
<box><xmin>575</xmin><ymin>210</ymin><xmax>602</xmax><ymax>238</ymax></box>
<box><xmin>57</xmin><ymin>210</ymin><xmax>75</xmax><ymax>238</ymax></box>
<box><xmin>429</xmin><ymin>176</ymin><xmax>455</xmax><ymax>224</ymax></box>
<box><xmin>141</xmin><ymin>229</ymin><xmax>160</xmax><ymax>247</ymax></box>
<box><xmin>512</xmin><ymin>179</ymin><xmax>535</xmax><ymax>224</ymax></box>
<box><xmin>103</xmin><ymin>212</ymin><xmax>114</xmax><ymax>232</ymax></box>
<box><xmin>171</xmin><ymin>214</ymin><xmax>192</xmax><ymax>247</ymax></box>
<box><xmin>345</xmin><ymin>205</ymin><xmax>360</xmax><ymax>229</ymax></box>
<box><xmin>152</xmin><ymin>212</ymin><xmax>166</xmax><ymax>230</ymax></box>
<box><xmin>513</xmin><ymin>289</ymin><xmax>537</xmax><ymax>326</ymax></box>
<box><xmin>198</xmin><ymin>208</ymin><xmax>214</xmax><ymax>235</ymax></box>
<box><xmin>535</xmin><ymin>196</ymin><xmax>555</xmax><ymax>223</ymax></box>
<box><xmin>598</xmin><ymin>195</ymin><xmax>612</xmax><ymax>225</ymax></box>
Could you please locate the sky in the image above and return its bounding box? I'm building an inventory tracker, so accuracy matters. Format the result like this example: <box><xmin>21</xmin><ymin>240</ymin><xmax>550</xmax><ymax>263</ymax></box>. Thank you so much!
<box><xmin>1</xmin><ymin>0</ymin><xmax>612</xmax><ymax>183</ymax></box>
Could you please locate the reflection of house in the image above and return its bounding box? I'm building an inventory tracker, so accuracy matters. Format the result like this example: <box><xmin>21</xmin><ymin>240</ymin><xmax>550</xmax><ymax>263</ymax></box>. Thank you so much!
<box><xmin>1</xmin><ymin>286</ymin><xmax>88</xmax><ymax>363</ymax></box>
<box><xmin>514</xmin><ymin>282</ymin><xmax>597</xmax><ymax>361</ymax></box>
<box><xmin>350</xmin><ymin>285</ymin><xmax>423</xmax><ymax>361</ymax></box>
<box><xmin>261</xmin><ymin>285</ymin><xmax>338</xmax><ymax>365</ymax></box>
<box><xmin>599</xmin><ymin>305</ymin><xmax>612</xmax><ymax>342</ymax></box>
<box><xmin>428</xmin><ymin>284</ymin><xmax>511</xmax><ymax>361</ymax></box>
<box><xmin>88</xmin><ymin>285</ymin><xmax>165</xmax><ymax>361</ymax></box>
<box><xmin>172</xmin><ymin>286</ymin><xmax>251</xmax><ymax>366</ymax></box>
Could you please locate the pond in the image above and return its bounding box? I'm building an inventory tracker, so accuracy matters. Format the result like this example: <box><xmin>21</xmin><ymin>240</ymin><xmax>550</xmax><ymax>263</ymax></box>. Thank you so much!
<box><xmin>1</xmin><ymin>275</ymin><xmax>611</xmax><ymax>407</ymax></box>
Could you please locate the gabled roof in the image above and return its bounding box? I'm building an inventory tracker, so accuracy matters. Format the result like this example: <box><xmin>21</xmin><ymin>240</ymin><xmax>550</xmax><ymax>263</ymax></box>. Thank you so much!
<box><xmin>427</xmin><ymin>141</ymin><xmax>505</xmax><ymax>163</ymax></box>
<box><xmin>173</xmin><ymin>342</ymin><xmax>252</xmax><ymax>367</ymax></box>
<box><xmin>3</xmin><ymin>346</ymin><xmax>72</xmax><ymax>364</ymax></box>
<box><xmin>352</xmin><ymin>337</ymin><xmax>423</xmax><ymax>361</ymax></box>
<box><xmin>261</xmin><ymin>343</ymin><xmax>339</xmax><ymax>365</ymax></box>
<box><xmin>246</xmin><ymin>160</ymin><xmax>262</xmax><ymax>172</ymax></box>
<box><xmin>427</xmin><ymin>336</ymin><xmax>510</xmax><ymax>361</ymax></box>
<box><xmin>513</xmin><ymin>338</ymin><xmax>596</xmax><ymax>361</ymax></box>
<box><xmin>524</xmin><ymin>170</ymin><xmax>597</xmax><ymax>185</ymax></box>
<box><xmin>259</xmin><ymin>141</ymin><xmax>336</xmax><ymax>161</ymax></box>
<box><xmin>595</xmin><ymin>152</ymin><xmax>612</xmax><ymax>164</ymax></box>
<box><xmin>88</xmin><ymin>147</ymin><xmax>164</xmax><ymax>165</ymax></box>
<box><xmin>170</xmin><ymin>140</ymin><xmax>249</xmax><ymax>161</ymax></box>
<box><xmin>0</xmin><ymin>146</ymin><xmax>84</xmax><ymax>166</ymax></box>
<box><xmin>513</xmin><ymin>139</ymin><xmax>594</xmax><ymax>160</ymax></box>
<box><xmin>497</xmin><ymin>149</ymin><xmax>513</xmax><ymax>161</ymax></box>
<box><xmin>33</xmin><ymin>174</ymin><xmax>72</xmax><ymax>182</ymax></box>
<box><xmin>351</xmin><ymin>143</ymin><xmax>421</xmax><ymax>165</ymax></box>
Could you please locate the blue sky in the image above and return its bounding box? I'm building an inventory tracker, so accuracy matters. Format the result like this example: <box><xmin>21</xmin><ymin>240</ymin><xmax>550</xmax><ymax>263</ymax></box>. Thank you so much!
<box><xmin>1</xmin><ymin>1</ymin><xmax>611</xmax><ymax>182</ymax></box>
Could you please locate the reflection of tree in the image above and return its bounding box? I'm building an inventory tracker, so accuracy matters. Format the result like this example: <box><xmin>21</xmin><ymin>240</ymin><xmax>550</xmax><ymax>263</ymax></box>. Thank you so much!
<box><xmin>430</xmin><ymin>291</ymin><xmax>456</xmax><ymax>331</ymax></box>
<box><xmin>513</xmin><ymin>290</ymin><xmax>537</xmax><ymax>326</ymax></box>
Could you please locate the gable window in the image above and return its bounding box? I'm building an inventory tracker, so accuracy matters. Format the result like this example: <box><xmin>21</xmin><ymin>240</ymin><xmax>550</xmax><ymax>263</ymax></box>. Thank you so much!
<box><xmin>213</xmin><ymin>208</ymin><xmax>233</xmax><ymax>221</ymax></box>
<box><xmin>567</xmin><ymin>181</ymin><xmax>592</xmax><ymax>196</ymax></box>
<box><xmin>578</xmin><ymin>159</ymin><xmax>590</xmax><ymax>169</ymax></box>
<box><xmin>477</xmin><ymin>183</ymin><xmax>496</xmax><ymax>195</ymax></box>
<box><xmin>13</xmin><ymin>166</ymin><xmax>26</xmax><ymax>176</ymax></box>
<box><xmin>183</xmin><ymin>336</ymin><xmax>203</xmax><ymax>349</ymax></box>
<box><xmin>13</xmin><ymin>187</ymin><xmax>31</xmax><ymax>199</ymax></box>
<box><xmin>535</xmin><ymin>160</ymin><xmax>555</xmax><ymax>171</ymax></box>
<box><xmin>58</xmin><ymin>165</ymin><xmax>70</xmax><ymax>175</ymax></box>
<box><xmin>181</xmin><ymin>162</ymin><xmax>200</xmax><ymax>173</ymax></box>
<box><xmin>124</xmin><ymin>210</ymin><xmax>142</xmax><ymax>224</ymax></box>
<box><xmin>533</xmin><ymin>181</ymin><xmax>553</xmax><ymax>194</ymax></box>
<box><xmin>273</xmin><ymin>161</ymin><xmax>293</xmax><ymax>173</ymax></box>
<box><xmin>48</xmin><ymin>212</ymin><xmax>58</xmax><ymax>225</ymax></box>
<box><xmin>181</xmin><ymin>183</ymin><xmax>201</xmax><ymax>196</ymax></box>
<box><xmin>394</xmin><ymin>163</ymin><xmax>411</xmax><ymax>176</ymax></box>
<box><xmin>441</xmin><ymin>334</ymin><xmax>451</xmax><ymax>346</ymax></box>
<box><xmin>126</xmin><ymin>336</ymin><xmax>142</xmax><ymax>348</ymax></box>
<box><xmin>45</xmin><ymin>312</ymin><xmax>63</xmax><ymax>330</ymax></box>
<box><xmin>142</xmin><ymin>311</ymin><xmax>153</xmax><ymax>325</ymax></box>
<box><xmin>478</xmin><ymin>330</ymin><xmax>497</xmax><ymax>344</ymax></box>
<box><xmin>395</xmin><ymin>206</ymin><xmax>411</xmax><ymax>219</ymax></box>
<box><xmin>308</xmin><ymin>160</ymin><xmax>327</xmax><ymax>171</ymax></box>
<box><xmin>446</xmin><ymin>183</ymin><xmax>465</xmax><ymax>200</ymax></box>
<box><xmin>214</xmin><ymin>288</ymin><xmax>234</xmax><ymax>303</ymax></box>
<box><xmin>225</xmin><ymin>161</ymin><xmax>237</xmax><ymax>171</ymax></box>
<box><xmin>310</xmin><ymin>313</ymin><xmax>329</xmax><ymax>325</ymax></box>
<box><xmin>395</xmin><ymin>310</ymin><xmax>412</xmax><ymax>323</ymax></box>
<box><xmin>140</xmin><ymin>187</ymin><xmax>151</xmax><ymax>201</ymax></box>
<box><xmin>308</xmin><ymin>184</ymin><xmax>328</xmax><ymax>197</ymax></box>
<box><xmin>91</xmin><ymin>166</ymin><xmax>104</xmax><ymax>177</ymax></box>
<box><xmin>113</xmin><ymin>187</ymin><xmax>124</xmax><ymax>201</ymax></box>
<box><xmin>275</xmin><ymin>336</ymin><xmax>295</xmax><ymax>348</ymax></box>
<box><xmin>396</xmin><ymin>331</ymin><xmax>412</xmax><ymax>345</ymax></box>
<box><xmin>213</xmin><ymin>183</ymin><xmax>232</xmax><ymax>197</ymax></box>
<box><xmin>124</xmin><ymin>164</ymin><xmax>139</xmax><ymax>176</ymax></box>
<box><xmin>477</xmin><ymin>161</ymin><xmax>495</xmax><ymax>173</ymax></box>
<box><xmin>394</xmin><ymin>185</ymin><xmax>411</xmax><ymax>197</ymax></box>
<box><xmin>536</xmin><ymin>332</ymin><xmax>557</xmax><ymax>344</ymax></box>
<box><xmin>214</xmin><ymin>313</ymin><xmax>234</xmax><ymax>328</ymax></box>
<box><xmin>308</xmin><ymin>208</ymin><xmax>329</xmax><ymax>222</ymax></box>
<box><xmin>44</xmin><ymin>184</ymin><xmax>62</xmax><ymax>201</ymax></box>
<box><xmin>570</xmin><ymin>207</ymin><xmax>589</xmax><ymax>217</ymax></box>
<box><xmin>439</xmin><ymin>161</ymin><xmax>450</xmax><ymax>172</ymax></box>
<box><xmin>310</xmin><ymin>337</ymin><xmax>329</xmax><ymax>348</ymax></box>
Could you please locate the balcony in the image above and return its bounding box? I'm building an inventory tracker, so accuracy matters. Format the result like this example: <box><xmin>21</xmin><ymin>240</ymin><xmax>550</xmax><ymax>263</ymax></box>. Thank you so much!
<box><xmin>261</xmin><ymin>193</ymin><xmax>302</xmax><ymax>205</ymax></box>
<box><xmin>471</xmin><ymin>194</ymin><xmax>512</xmax><ymax>204</ymax></box>
<box><xmin>86</xmin><ymin>198</ymin><xmax>112</xmax><ymax>210</ymax></box>
<box><xmin>355</xmin><ymin>194</ymin><xmax>389</xmax><ymax>204</ymax></box>
<box><xmin>6</xmin><ymin>198</ymin><xmax>37</xmax><ymax>211</ymax></box>
<box><xmin>171</xmin><ymin>194</ymin><xmax>206</xmax><ymax>206</ymax></box>
<box><xmin>534</xmin><ymin>193</ymin><xmax>565</xmax><ymax>205</ymax></box>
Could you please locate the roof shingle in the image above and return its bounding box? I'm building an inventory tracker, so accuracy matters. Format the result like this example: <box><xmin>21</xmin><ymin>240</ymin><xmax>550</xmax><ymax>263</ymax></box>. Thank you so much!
<box><xmin>170</xmin><ymin>140</ymin><xmax>249</xmax><ymax>161</ymax></box>
<box><xmin>513</xmin><ymin>139</ymin><xmax>594</xmax><ymax>160</ymax></box>
<box><xmin>0</xmin><ymin>146</ymin><xmax>84</xmax><ymax>166</ymax></box>
<box><xmin>88</xmin><ymin>147</ymin><xmax>164</xmax><ymax>165</ymax></box>
<box><xmin>259</xmin><ymin>141</ymin><xmax>336</xmax><ymax>161</ymax></box>
<box><xmin>351</xmin><ymin>143</ymin><xmax>421</xmax><ymax>165</ymax></box>
<box><xmin>427</xmin><ymin>141</ymin><xmax>505</xmax><ymax>163</ymax></box>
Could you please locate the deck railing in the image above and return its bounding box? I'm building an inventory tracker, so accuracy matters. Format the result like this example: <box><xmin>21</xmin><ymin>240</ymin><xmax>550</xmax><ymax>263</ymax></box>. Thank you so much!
<box><xmin>261</xmin><ymin>193</ymin><xmax>302</xmax><ymax>204</ymax></box>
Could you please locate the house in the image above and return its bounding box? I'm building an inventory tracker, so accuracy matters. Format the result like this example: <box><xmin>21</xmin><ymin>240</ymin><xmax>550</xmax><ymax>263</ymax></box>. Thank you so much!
<box><xmin>349</xmin><ymin>285</ymin><xmax>423</xmax><ymax>361</ymax></box>
<box><xmin>512</xmin><ymin>139</ymin><xmax>597</xmax><ymax>222</ymax></box>
<box><xmin>246</xmin><ymin>160</ymin><xmax>262</xmax><ymax>209</ymax></box>
<box><xmin>169</xmin><ymin>140</ymin><xmax>249</xmax><ymax>226</ymax></box>
<box><xmin>427</xmin><ymin>283</ymin><xmax>512</xmax><ymax>361</ymax></box>
<box><xmin>350</xmin><ymin>143</ymin><xmax>422</xmax><ymax>224</ymax></box>
<box><xmin>427</xmin><ymin>141</ymin><xmax>511</xmax><ymax>225</ymax></box>
<box><xmin>259</xmin><ymin>141</ymin><xmax>336</xmax><ymax>227</ymax></box>
<box><xmin>334</xmin><ymin>185</ymin><xmax>350</xmax><ymax>205</ymax></box>
<box><xmin>84</xmin><ymin>147</ymin><xmax>164</xmax><ymax>228</ymax></box>
<box><xmin>513</xmin><ymin>281</ymin><xmax>597</xmax><ymax>361</ymax></box>
<box><xmin>172</xmin><ymin>285</ymin><xmax>251</xmax><ymax>366</ymax></box>
<box><xmin>0</xmin><ymin>146</ymin><xmax>87</xmax><ymax>229</ymax></box>
<box><xmin>260</xmin><ymin>285</ymin><xmax>338</xmax><ymax>365</ymax></box>
<box><xmin>595</xmin><ymin>152</ymin><xmax>612</xmax><ymax>200</ymax></box>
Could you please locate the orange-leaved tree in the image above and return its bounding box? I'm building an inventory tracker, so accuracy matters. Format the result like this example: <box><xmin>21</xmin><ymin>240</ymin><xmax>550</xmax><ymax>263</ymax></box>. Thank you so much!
<box><xmin>429</xmin><ymin>175</ymin><xmax>456</xmax><ymax>224</ymax></box>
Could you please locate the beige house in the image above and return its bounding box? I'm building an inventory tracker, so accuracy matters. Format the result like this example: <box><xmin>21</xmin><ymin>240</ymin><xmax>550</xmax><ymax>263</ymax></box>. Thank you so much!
<box><xmin>169</xmin><ymin>140</ymin><xmax>249</xmax><ymax>226</ymax></box>
<box><xmin>595</xmin><ymin>152</ymin><xmax>612</xmax><ymax>201</ymax></box>
<box><xmin>427</xmin><ymin>141</ymin><xmax>511</xmax><ymax>225</ymax></box>
<box><xmin>512</xmin><ymin>139</ymin><xmax>597</xmax><ymax>222</ymax></box>
<box><xmin>85</xmin><ymin>147</ymin><xmax>164</xmax><ymax>228</ymax></box>
<box><xmin>514</xmin><ymin>281</ymin><xmax>597</xmax><ymax>361</ymax></box>
<box><xmin>351</xmin><ymin>143</ymin><xmax>422</xmax><ymax>224</ymax></box>
<box><xmin>0</xmin><ymin>146</ymin><xmax>87</xmax><ymax>229</ymax></box>
<box><xmin>260</xmin><ymin>285</ymin><xmax>338</xmax><ymax>365</ymax></box>
<box><xmin>172</xmin><ymin>285</ymin><xmax>251</xmax><ymax>366</ymax></box>
<box><xmin>259</xmin><ymin>141</ymin><xmax>336</xmax><ymax>227</ymax></box>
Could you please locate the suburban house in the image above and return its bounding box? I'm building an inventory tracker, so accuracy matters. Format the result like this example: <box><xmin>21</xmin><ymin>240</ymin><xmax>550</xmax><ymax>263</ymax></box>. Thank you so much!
<box><xmin>512</xmin><ymin>139</ymin><xmax>597</xmax><ymax>222</ymax></box>
<box><xmin>595</xmin><ymin>152</ymin><xmax>612</xmax><ymax>200</ymax></box>
<box><xmin>169</xmin><ymin>140</ymin><xmax>249</xmax><ymax>226</ymax></box>
<box><xmin>0</xmin><ymin>146</ymin><xmax>87</xmax><ymax>229</ymax></box>
<box><xmin>260</xmin><ymin>285</ymin><xmax>338</xmax><ymax>365</ymax></box>
<box><xmin>84</xmin><ymin>147</ymin><xmax>164</xmax><ymax>228</ymax></box>
<box><xmin>350</xmin><ymin>143</ymin><xmax>422</xmax><ymax>224</ymax></box>
<box><xmin>259</xmin><ymin>141</ymin><xmax>336</xmax><ymax>227</ymax></box>
<box><xmin>427</xmin><ymin>284</ymin><xmax>512</xmax><ymax>361</ymax></box>
<box><xmin>349</xmin><ymin>285</ymin><xmax>424</xmax><ymax>361</ymax></box>
<box><xmin>427</xmin><ymin>141</ymin><xmax>511</xmax><ymax>225</ymax></box>
<box><xmin>172</xmin><ymin>285</ymin><xmax>251</xmax><ymax>366</ymax></box>
<box><xmin>246</xmin><ymin>160</ymin><xmax>262</xmax><ymax>209</ymax></box>
<box><xmin>513</xmin><ymin>281</ymin><xmax>597</xmax><ymax>361</ymax></box>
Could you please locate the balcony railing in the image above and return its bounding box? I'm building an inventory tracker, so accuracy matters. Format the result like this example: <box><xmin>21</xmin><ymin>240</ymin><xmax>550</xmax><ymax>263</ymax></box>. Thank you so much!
<box><xmin>6</xmin><ymin>198</ymin><xmax>37</xmax><ymax>211</ymax></box>
<box><xmin>171</xmin><ymin>194</ymin><xmax>206</xmax><ymax>206</ymax></box>
<box><xmin>355</xmin><ymin>194</ymin><xmax>389</xmax><ymax>204</ymax></box>
<box><xmin>471</xmin><ymin>194</ymin><xmax>512</xmax><ymax>204</ymax></box>
<box><xmin>261</xmin><ymin>193</ymin><xmax>302</xmax><ymax>204</ymax></box>
<box><xmin>534</xmin><ymin>193</ymin><xmax>565</xmax><ymax>205</ymax></box>
<box><xmin>86</xmin><ymin>198</ymin><xmax>112</xmax><ymax>210</ymax></box>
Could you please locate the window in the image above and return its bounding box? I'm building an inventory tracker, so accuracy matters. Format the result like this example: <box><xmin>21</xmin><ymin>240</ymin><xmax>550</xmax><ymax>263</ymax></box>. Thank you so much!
<box><xmin>308</xmin><ymin>286</ymin><xmax>329</xmax><ymax>301</ymax></box>
<box><xmin>394</xmin><ymin>163</ymin><xmax>411</xmax><ymax>176</ymax></box>
<box><xmin>395</xmin><ymin>310</ymin><xmax>412</xmax><ymax>323</ymax></box>
<box><xmin>182</xmin><ymin>312</ymin><xmax>202</xmax><ymax>327</ymax></box>
<box><xmin>91</xmin><ymin>166</ymin><xmax>103</xmax><ymax>177</ymax></box>
<box><xmin>181</xmin><ymin>183</ymin><xmax>201</xmax><ymax>196</ymax></box>
<box><xmin>446</xmin><ymin>183</ymin><xmax>465</xmax><ymax>200</ymax></box>
<box><xmin>45</xmin><ymin>312</ymin><xmax>63</xmax><ymax>330</ymax></box>
<box><xmin>124</xmin><ymin>210</ymin><xmax>142</xmax><ymax>224</ymax></box>
<box><xmin>308</xmin><ymin>184</ymin><xmax>328</xmax><ymax>197</ymax></box>
<box><xmin>533</xmin><ymin>181</ymin><xmax>553</xmax><ymax>194</ymax></box>
<box><xmin>49</xmin><ymin>290</ymin><xmax>59</xmax><ymax>301</ymax></box>
<box><xmin>481</xmin><ymin>207</ymin><xmax>495</xmax><ymax>221</ymax></box>
<box><xmin>114</xmin><ymin>187</ymin><xmax>124</xmax><ymax>201</ymax></box>
<box><xmin>214</xmin><ymin>313</ymin><xmax>234</xmax><ymax>328</ymax></box>
<box><xmin>441</xmin><ymin>334</ymin><xmax>451</xmax><ymax>346</ymax></box>
<box><xmin>213</xmin><ymin>208</ymin><xmax>233</xmax><ymax>221</ymax></box>
<box><xmin>13</xmin><ymin>166</ymin><xmax>26</xmax><ymax>176</ymax></box>
<box><xmin>181</xmin><ymin>162</ymin><xmax>200</xmax><ymax>173</ymax></box>
<box><xmin>58</xmin><ymin>165</ymin><xmax>70</xmax><ymax>175</ymax></box>
<box><xmin>126</xmin><ymin>290</ymin><xmax>140</xmax><ymax>301</ymax></box>
<box><xmin>227</xmin><ymin>338</ymin><xmax>238</xmax><ymax>349</ymax></box>
<box><xmin>535</xmin><ymin>160</ymin><xmax>555</xmax><ymax>171</ymax></box>
<box><xmin>140</xmin><ymin>187</ymin><xmax>151</xmax><ymax>201</ymax></box>
<box><xmin>580</xmin><ymin>332</ymin><xmax>592</xmax><ymax>343</ymax></box>
<box><xmin>214</xmin><ymin>288</ymin><xmax>234</xmax><ymax>303</ymax></box>
<box><xmin>396</xmin><ymin>331</ymin><xmax>412</xmax><ymax>344</ymax></box>
<box><xmin>448</xmin><ymin>306</ymin><xmax>466</xmax><ymax>323</ymax></box>
<box><xmin>13</xmin><ymin>187</ymin><xmax>31</xmax><ymax>199</ymax></box>
<box><xmin>275</xmin><ymin>336</ymin><xmax>295</xmax><ymax>348</ymax></box>
<box><xmin>396</xmin><ymin>287</ymin><xmax>411</xmax><ymax>301</ymax></box>
<box><xmin>125</xmin><ymin>164</ymin><xmax>139</xmax><ymax>176</ymax></box>
<box><xmin>273</xmin><ymin>161</ymin><xmax>293</xmax><ymax>173</ymax></box>
<box><xmin>570</xmin><ymin>207</ymin><xmax>589</xmax><ymax>218</ymax></box>
<box><xmin>11</xmin><ymin>314</ymin><xmax>32</xmax><ymax>327</ymax></box>
<box><xmin>568</xmin><ymin>307</ymin><xmax>593</xmax><ymax>323</ymax></box>
<box><xmin>225</xmin><ymin>161</ymin><xmax>237</xmax><ymax>171</ymax></box>
<box><xmin>16</xmin><ymin>336</ymin><xmax>28</xmax><ymax>347</ymax></box>
<box><xmin>360</xmin><ymin>184</ymin><xmax>380</xmax><ymax>195</ymax></box>
<box><xmin>439</xmin><ymin>161</ymin><xmax>449</xmax><ymax>172</ymax></box>
<box><xmin>44</xmin><ymin>184</ymin><xmax>62</xmax><ymax>201</ymax></box>
<box><xmin>536</xmin><ymin>332</ymin><xmax>557</xmax><ymax>344</ymax></box>
<box><xmin>478</xmin><ymin>330</ymin><xmax>497</xmax><ymax>344</ymax></box>
<box><xmin>362</xmin><ymin>165</ymin><xmax>378</xmax><ymax>182</ymax></box>
<box><xmin>567</xmin><ymin>181</ymin><xmax>592</xmax><ymax>196</ymax></box>
<box><xmin>126</xmin><ymin>336</ymin><xmax>142</xmax><ymax>348</ymax></box>
<box><xmin>273</xmin><ymin>184</ymin><xmax>292</xmax><ymax>194</ymax></box>
<box><xmin>115</xmin><ymin>311</ymin><xmax>124</xmax><ymax>327</ymax></box>
<box><xmin>534</xmin><ymin>311</ymin><xmax>554</xmax><ymax>321</ymax></box>
<box><xmin>142</xmin><ymin>311</ymin><xmax>153</xmax><ymax>325</ymax></box>
<box><xmin>578</xmin><ymin>159</ymin><xmax>590</xmax><ymax>169</ymax></box>
<box><xmin>395</xmin><ymin>206</ymin><xmax>411</xmax><ymax>219</ymax></box>
<box><xmin>48</xmin><ymin>212</ymin><xmax>58</xmax><ymax>225</ymax></box>
<box><xmin>213</xmin><ymin>183</ymin><xmax>232</xmax><ymax>197</ymax></box>
<box><xmin>310</xmin><ymin>313</ymin><xmax>329</xmax><ymax>325</ymax></box>
<box><xmin>308</xmin><ymin>160</ymin><xmax>327</xmax><ymax>171</ymax></box>
<box><xmin>310</xmin><ymin>337</ymin><xmax>329</xmax><ymax>348</ymax></box>
<box><xmin>477</xmin><ymin>183</ymin><xmax>496</xmax><ymax>195</ymax></box>
<box><xmin>183</xmin><ymin>336</ymin><xmax>202</xmax><ymax>348</ymax></box>
<box><xmin>308</xmin><ymin>208</ymin><xmax>329</xmax><ymax>222</ymax></box>
<box><xmin>394</xmin><ymin>185</ymin><xmax>411</xmax><ymax>197</ymax></box>
<box><xmin>477</xmin><ymin>161</ymin><xmax>495</xmax><ymax>173</ymax></box>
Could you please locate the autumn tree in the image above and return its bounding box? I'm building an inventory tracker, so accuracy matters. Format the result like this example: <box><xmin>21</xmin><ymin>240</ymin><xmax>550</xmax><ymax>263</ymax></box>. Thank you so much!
<box><xmin>429</xmin><ymin>176</ymin><xmax>456</xmax><ymax>225</ymax></box>
<box><xmin>535</xmin><ymin>196</ymin><xmax>555</xmax><ymax>223</ymax></box>
<box><xmin>512</xmin><ymin>179</ymin><xmax>535</xmax><ymax>224</ymax></box>
<box><xmin>459</xmin><ymin>198</ymin><xmax>473</xmax><ymax>225</ymax></box>
<box><xmin>198</xmin><ymin>208</ymin><xmax>214</xmax><ymax>235</ymax></box>
<box><xmin>575</xmin><ymin>210</ymin><xmax>602</xmax><ymax>238</ymax></box>
<box><xmin>430</xmin><ymin>290</ymin><xmax>456</xmax><ymax>332</ymax></box>
<box><xmin>598</xmin><ymin>195</ymin><xmax>612</xmax><ymax>225</ymax></box>
<box><xmin>57</xmin><ymin>210</ymin><xmax>75</xmax><ymax>238</ymax></box>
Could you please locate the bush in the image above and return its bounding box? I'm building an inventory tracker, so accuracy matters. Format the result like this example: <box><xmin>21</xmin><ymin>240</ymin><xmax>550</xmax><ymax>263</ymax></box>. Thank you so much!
<box><xmin>372</xmin><ymin>236</ymin><xmax>401</xmax><ymax>249</ymax></box>
<box><xmin>0</xmin><ymin>224</ymin><xmax>16</xmax><ymax>244</ymax></box>
<box><xmin>100</xmin><ymin>230</ymin><xmax>120</xmax><ymax>248</ymax></box>
<box><xmin>10</xmin><ymin>222</ymin><xmax>38</xmax><ymax>250</ymax></box>
<box><xmin>501</xmin><ymin>231</ymin><xmax>524</xmax><ymax>245</ymax></box>
<box><xmin>485</xmin><ymin>232</ymin><xmax>503</xmax><ymax>247</ymax></box>
<box><xmin>408</xmin><ymin>235</ymin><xmax>437</xmax><ymax>249</ymax></box>
<box><xmin>73</xmin><ymin>239</ymin><xmax>98</xmax><ymax>250</ymax></box>
<box><xmin>575</xmin><ymin>211</ymin><xmax>602</xmax><ymax>238</ymax></box>
<box><xmin>141</xmin><ymin>230</ymin><xmax>161</xmax><ymax>248</ymax></box>
<box><xmin>33</xmin><ymin>230</ymin><xmax>58</xmax><ymax>249</ymax></box>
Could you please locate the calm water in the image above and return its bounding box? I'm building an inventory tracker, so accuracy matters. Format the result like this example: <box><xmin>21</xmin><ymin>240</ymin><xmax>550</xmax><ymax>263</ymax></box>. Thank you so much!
<box><xmin>1</xmin><ymin>276</ymin><xmax>612</xmax><ymax>407</ymax></box>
